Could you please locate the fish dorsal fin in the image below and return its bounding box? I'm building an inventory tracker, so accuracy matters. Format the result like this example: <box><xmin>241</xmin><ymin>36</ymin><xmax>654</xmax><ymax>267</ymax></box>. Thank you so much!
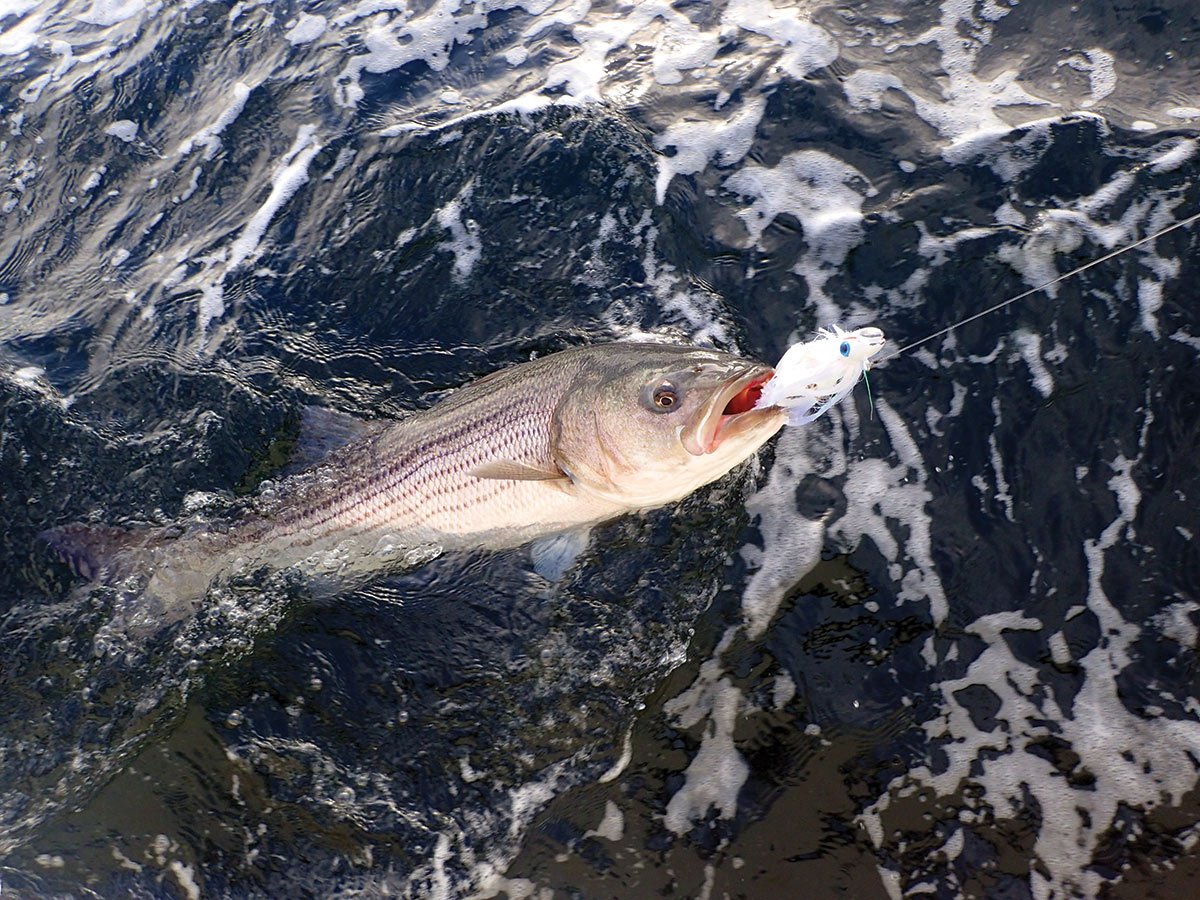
<box><xmin>468</xmin><ymin>459</ymin><xmax>570</xmax><ymax>482</ymax></box>
<box><xmin>286</xmin><ymin>406</ymin><xmax>386</xmax><ymax>474</ymax></box>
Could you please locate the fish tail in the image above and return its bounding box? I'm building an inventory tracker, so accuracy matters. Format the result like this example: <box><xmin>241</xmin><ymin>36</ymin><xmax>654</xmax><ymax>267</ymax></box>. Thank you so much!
<box><xmin>43</xmin><ymin>521</ymin><xmax>225</xmax><ymax>639</ymax></box>
<box><xmin>40</xmin><ymin>522</ymin><xmax>169</xmax><ymax>582</ymax></box>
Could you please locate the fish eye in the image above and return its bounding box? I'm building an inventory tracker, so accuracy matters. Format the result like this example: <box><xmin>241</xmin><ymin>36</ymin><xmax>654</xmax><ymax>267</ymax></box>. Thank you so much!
<box><xmin>653</xmin><ymin>384</ymin><xmax>679</xmax><ymax>410</ymax></box>
<box><xmin>839</xmin><ymin>341</ymin><xmax>851</xmax><ymax>357</ymax></box>
<box><xmin>641</xmin><ymin>376</ymin><xmax>687</xmax><ymax>413</ymax></box>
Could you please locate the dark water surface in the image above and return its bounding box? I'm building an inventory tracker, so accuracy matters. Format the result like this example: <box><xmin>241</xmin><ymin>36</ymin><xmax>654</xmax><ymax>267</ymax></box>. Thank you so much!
<box><xmin>2</xmin><ymin>1</ymin><xmax>1199</xmax><ymax>897</ymax></box>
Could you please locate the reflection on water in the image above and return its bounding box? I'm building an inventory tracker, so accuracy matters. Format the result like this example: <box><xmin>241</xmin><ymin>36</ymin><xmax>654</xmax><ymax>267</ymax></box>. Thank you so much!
<box><xmin>2</xmin><ymin>0</ymin><xmax>1199</xmax><ymax>896</ymax></box>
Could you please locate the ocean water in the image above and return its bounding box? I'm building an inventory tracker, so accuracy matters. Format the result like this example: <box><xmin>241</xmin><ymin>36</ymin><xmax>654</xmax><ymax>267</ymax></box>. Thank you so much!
<box><xmin>1</xmin><ymin>1</ymin><xmax>1198</xmax><ymax>897</ymax></box>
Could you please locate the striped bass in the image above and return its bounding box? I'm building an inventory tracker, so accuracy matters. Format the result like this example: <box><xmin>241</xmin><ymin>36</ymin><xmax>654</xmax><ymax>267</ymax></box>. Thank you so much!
<box><xmin>44</xmin><ymin>342</ymin><xmax>784</xmax><ymax>624</ymax></box>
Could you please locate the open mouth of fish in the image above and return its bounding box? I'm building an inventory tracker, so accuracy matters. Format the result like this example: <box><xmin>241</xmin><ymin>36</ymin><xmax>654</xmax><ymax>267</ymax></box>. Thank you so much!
<box><xmin>682</xmin><ymin>365</ymin><xmax>778</xmax><ymax>456</ymax></box>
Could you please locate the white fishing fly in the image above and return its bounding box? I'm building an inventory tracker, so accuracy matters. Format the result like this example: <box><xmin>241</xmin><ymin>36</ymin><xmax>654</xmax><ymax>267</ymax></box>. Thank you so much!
<box><xmin>755</xmin><ymin>325</ymin><xmax>885</xmax><ymax>425</ymax></box>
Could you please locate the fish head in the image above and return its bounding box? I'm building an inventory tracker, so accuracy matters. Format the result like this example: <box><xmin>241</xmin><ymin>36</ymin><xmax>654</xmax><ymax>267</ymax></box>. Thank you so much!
<box><xmin>551</xmin><ymin>344</ymin><xmax>785</xmax><ymax>509</ymax></box>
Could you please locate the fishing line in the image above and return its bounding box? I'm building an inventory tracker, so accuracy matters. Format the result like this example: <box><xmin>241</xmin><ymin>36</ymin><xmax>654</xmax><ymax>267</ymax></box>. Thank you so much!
<box><xmin>872</xmin><ymin>209</ymin><xmax>1200</xmax><ymax>366</ymax></box>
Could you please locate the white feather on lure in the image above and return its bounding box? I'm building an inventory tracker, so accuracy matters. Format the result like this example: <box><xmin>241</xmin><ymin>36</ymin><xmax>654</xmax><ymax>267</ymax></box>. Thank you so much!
<box><xmin>755</xmin><ymin>325</ymin><xmax>886</xmax><ymax>425</ymax></box>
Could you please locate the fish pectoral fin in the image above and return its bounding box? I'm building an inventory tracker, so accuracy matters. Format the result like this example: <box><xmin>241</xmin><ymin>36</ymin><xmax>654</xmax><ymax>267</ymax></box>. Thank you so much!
<box><xmin>529</xmin><ymin>528</ymin><xmax>591</xmax><ymax>581</ymax></box>
<box><xmin>468</xmin><ymin>459</ymin><xmax>571</xmax><ymax>482</ymax></box>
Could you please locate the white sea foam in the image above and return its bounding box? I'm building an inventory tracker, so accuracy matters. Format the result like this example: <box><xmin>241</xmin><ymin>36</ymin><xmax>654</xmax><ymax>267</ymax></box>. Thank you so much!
<box><xmin>722</xmin><ymin>0</ymin><xmax>838</xmax><ymax>81</ymax></box>
<box><xmin>285</xmin><ymin>12</ymin><xmax>326</xmax><ymax>45</ymax></box>
<box><xmin>178</xmin><ymin>82</ymin><xmax>254</xmax><ymax>160</ymax></box>
<box><xmin>665</xmin><ymin>389</ymin><xmax>945</xmax><ymax>836</ymax></box>
<box><xmin>435</xmin><ymin>178</ymin><xmax>482</xmax><ymax>282</ymax></box>
<box><xmin>1150</xmin><ymin>138</ymin><xmax>1197</xmax><ymax>173</ymax></box>
<box><xmin>0</xmin><ymin>1</ymin><xmax>40</xmax><ymax>20</ymax></box>
<box><xmin>585</xmin><ymin>800</ymin><xmax>624</xmax><ymax>842</ymax></box>
<box><xmin>925</xmin><ymin>382</ymin><xmax>967</xmax><ymax>437</ymax></box>
<box><xmin>654</xmin><ymin>97</ymin><xmax>766</xmax><ymax>205</ymax></box>
<box><xmin>740</xmin><ymin>427</ymin><xmax>827</xmax><ymax>639</ymax></box>
<box><xmin>663</xmin><ymin>670</ymin><xmax>749</xmax><ymax>834</ymax></box>
<box><xmin>104</xmin><ymin>119</ymin><xmax>138</xmax><ymax>142</ymax></box>
<box><xmin>168</xmin><ymin>860</ymin><xmax>201</xmax><ymax>900</ymax></box>
<box><xmin>1012</xmin><ymin>330</ymin><xmax>1053</xmax><ymax>398</ymax></box>
<box><xmin>178</xmin><ymin>123</ymin><xmax>322</xmax><ymax>339</ymax></box>
<box><xmin>0</xmin><ymin>8</ymin><xmax>43</xmax><ymax>56</ymax></box>
<box><xmin>724</xmin><ymin>150</ymin><xmax>871</xmax><ymax>323</ymax></box>
<box><xmin>1137</xmin><ymin>278</ymin><xmax>1163</xmax><ymax>338</ymax></box>
<box><xmin>876</xmin><ymin>0</ymin><xmax>1052</xmax><ymax>169</ymax></box>
<box><xmin>1171</xmin><ymin>329</ymin><xmax>1200</xmax><ymax>352</ymax></box>
<box><xmin>334</xmin><ymin>0</ymin><xmax>492</xmax><ymax>106</ymax></box>
<box><xmin>864</xmin><ymin>404</ymin><xmax>1200</xmax><ymax>898</ymax></box>
<box><xmin>982</xmin><ymin>399</ymin><xmax>1014</xmax><ymax>520</ymax></box>
<box><xmin>13</xmin><ymin>364</ymin><xmax>44</xmax><ymax>384</ymax></box>
<box><xmin>227</xmin><ymin>124</ymin><xmax>321</xmax><ymax>272</ymax></box>
<box><xmin>76</xmin><ymin>0</ymin><xmax>152</xmax><ymax>28</ymax></box>
<box><xmin>843</xmin><ymin>69</ymin><xmax>903</xmax><ymax>112</ymax></box>
<box><xmin>836</xmin><ymin>399</ymin><xmax>947</xmax><ymax>624</ymax></box>
<box><xmin>1057</xmin><ymin>48</ymin><xmax>1116</xmax><ymax>108</ymax></box>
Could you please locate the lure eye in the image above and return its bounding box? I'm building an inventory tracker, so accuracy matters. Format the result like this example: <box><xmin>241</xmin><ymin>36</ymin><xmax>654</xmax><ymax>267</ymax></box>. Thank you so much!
<box><xmin>839</xmin><ymin>341</ymin><xmax>851</xmax><ymax>357</ymax></box>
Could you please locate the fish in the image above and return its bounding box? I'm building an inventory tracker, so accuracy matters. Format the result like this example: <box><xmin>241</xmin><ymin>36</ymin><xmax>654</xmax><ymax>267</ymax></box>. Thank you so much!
<box><xmin>755</xmin><ymin>325</ymin><xmax>885</xmax><ymax>425</ymax></box>
<box><xmin>42</xmin><ymin>342</ymin><xmax>785</xmax><ymax>623</ymax></box>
